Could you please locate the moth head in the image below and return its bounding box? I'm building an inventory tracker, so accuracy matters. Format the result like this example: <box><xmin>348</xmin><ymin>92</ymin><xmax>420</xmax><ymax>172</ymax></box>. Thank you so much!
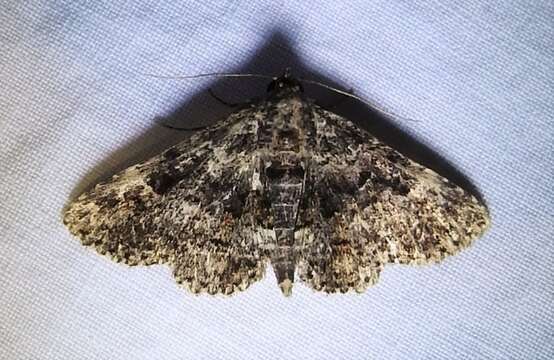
<box><xmin>267</xmin><ymin>67</ymin><xmax>304</xmax><ymax>97</ymax></box>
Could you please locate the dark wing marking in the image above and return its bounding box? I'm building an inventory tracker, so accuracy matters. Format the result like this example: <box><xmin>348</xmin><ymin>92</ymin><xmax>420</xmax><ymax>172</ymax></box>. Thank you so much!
<box><xmin>64</xmin><ymin>108</ymin><xmax>266</xmax><ymax>295</ymax></box>
<box><xmin>173</xmin><ymin>234</ymin><xmax>265</xmax><ymax>295</ymax></box>
<box><xmin>297</xmin><ymin>107</ymin><xmax>490</xmax><ymax>293</ymax></box>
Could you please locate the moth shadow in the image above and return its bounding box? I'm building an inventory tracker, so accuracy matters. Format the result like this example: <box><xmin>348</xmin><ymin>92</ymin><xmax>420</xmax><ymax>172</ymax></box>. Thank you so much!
<box><xmin>66</xmin><ymin>30</ymin><xmax>485</xmax><ymax>211</ymax></box>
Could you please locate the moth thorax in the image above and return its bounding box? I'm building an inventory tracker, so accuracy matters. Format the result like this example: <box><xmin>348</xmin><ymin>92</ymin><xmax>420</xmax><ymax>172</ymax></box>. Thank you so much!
<box><xmin>272</xmin><ymin>126</ymin><xmax>301</xmax><ymax>151</ymax></box>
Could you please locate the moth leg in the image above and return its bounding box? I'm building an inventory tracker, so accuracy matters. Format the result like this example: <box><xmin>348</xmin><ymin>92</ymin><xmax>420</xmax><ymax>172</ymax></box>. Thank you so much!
<box><xmin>208</xmin><ymin>88</ymin><xmax>240</xmax><ymax>107</ymax></box>
<box><xmin>160</xmin><ymin>123</ymin><xmax>210</xmax><ymax>131</ymax></box>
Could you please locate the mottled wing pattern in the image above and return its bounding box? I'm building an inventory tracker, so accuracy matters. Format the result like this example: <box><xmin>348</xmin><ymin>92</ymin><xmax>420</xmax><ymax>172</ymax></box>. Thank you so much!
<box><xmin>64</xmin><ymin>71</ymin><xmax>490</xmax><ymax>297</ymax></box>
<box><xmin>64</xmin><ymin>108</ymin><xmax>265</xmax><ymax>295</ymax></box>
<box><xmin>297</xmin><ymin>106</ymin><xmax>490</xmax><ymax>293</ymax></box>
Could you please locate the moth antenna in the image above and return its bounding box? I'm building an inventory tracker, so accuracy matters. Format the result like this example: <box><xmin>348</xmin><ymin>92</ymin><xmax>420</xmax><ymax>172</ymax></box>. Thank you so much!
<box><xmin>141</xmin><ymin>72</ymin><xmax>274</xmax><ymax>80</ymax></box>
<box><xmin>143</xmin><ymin>71</ymin><xmax>419</xmax><ymax>123</ymax></box>
<box><xmin>299</xmin><ymin>78</ymin><xmax>420</xmax><ymax>123</ymax></box>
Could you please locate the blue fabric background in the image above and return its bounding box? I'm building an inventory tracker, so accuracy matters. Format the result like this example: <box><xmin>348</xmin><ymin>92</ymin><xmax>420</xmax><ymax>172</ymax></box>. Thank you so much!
<box><xmin>1</xmin><ymin>1</ymin><xmax>552</xmax><ymax>359</ymax></box>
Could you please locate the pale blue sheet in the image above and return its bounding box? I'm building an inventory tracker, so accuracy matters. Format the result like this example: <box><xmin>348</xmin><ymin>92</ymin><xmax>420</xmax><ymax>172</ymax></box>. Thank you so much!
<box><xmin>1</xmin><ymin>1</ymin><xmax>552</xmax><ymax>359</ymax></box>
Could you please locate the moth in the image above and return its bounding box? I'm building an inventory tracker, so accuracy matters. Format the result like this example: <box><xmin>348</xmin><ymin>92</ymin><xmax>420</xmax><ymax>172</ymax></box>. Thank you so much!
<box><xmin>64</xmin><ymin>69</ymin><xmax>490</xmax><ymax>296</ymax></box>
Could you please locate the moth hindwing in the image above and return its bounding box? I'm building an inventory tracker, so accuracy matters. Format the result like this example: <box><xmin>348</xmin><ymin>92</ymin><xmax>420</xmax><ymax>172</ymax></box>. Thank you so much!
<box><xmin>64</xmin><ymin>70</ymin><xmax>490</xmax><ymax>296</ymax></box>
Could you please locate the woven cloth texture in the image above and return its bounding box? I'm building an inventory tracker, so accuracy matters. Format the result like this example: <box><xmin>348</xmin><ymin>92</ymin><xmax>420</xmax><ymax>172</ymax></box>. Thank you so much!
<box><xmin>1</xmin><ymin>1</ymin><xmax>552</xmax><ymax>359</ymax></box>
